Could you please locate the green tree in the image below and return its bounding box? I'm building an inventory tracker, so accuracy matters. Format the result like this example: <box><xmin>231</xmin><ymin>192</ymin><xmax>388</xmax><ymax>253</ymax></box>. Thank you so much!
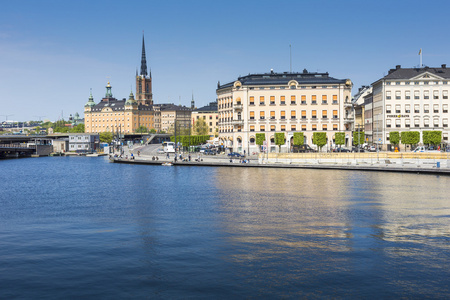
<box><xmin>313</xmin><ymin>132</ymin><xmax>327</xmax><ymax>151</ymax></box>
<box><xmin>423</xmin><ymin>131</ymin><xmax>442</xmax><ymax>146</ymax></box>
<box><xmin>70</xmin><ymin>124</ymin><xmax>85</xmax><ymax>133</ymax></box>
<box><xmin>53</xmin><ymin>126</ymin><xmax>69</xmax><ymax>133</ymax></box>
<box><xmin>149</xmin><ymin>128</ymin><xmax>157</xmax><ymax>134</ymax></box>
<box><xmin>99</xmin><ymin>132</ymin><xmax>113</xmax><ymax>144</ymax></box>
<box><xmin>293</xmin><ymin>132</ymin><xmax>304</xmax><ymax>146</ymax></box>
<box><xmin>401</xmin><ymin>131</ymin><xmax>420</xmax><ymax>151</ymax></box>
<box><xmin>274</xmin><ymin>132</ymin><xmax>285</xmax><ymax>151</ymax></box>
<box><xmin>135</xmin><ymin>126</ymin><xmax>148</xmax><ymax>133</ymax></box>
<box><xmin>193</xmin><ymin>118</ymin><xmax>208</xmax><ymax>135</ymax></box>
<box><xmin>389</xmin><ymin>131</ymin><xmax>400</xmax><ymax>147</ymax></box>
<box><xmin>255</xmin><ymin>133</ymin><xmax>265</xmax><ymax>150</ymax></box>
<box><xmin>335</xmin><ymin>132</ymin><xmax>345</xmax><ymax>146</ymax></box>
<box><xmin>353</xmin><ymin>131</ymin><xmax>365</xmax><ymax>146</ymax></box>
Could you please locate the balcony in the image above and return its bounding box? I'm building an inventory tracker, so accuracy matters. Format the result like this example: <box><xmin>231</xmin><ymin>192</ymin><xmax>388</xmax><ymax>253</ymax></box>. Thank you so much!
<box><xmin>233</xmin><ymin>104</ymin><xmax>243</xmax><ymax>110</ymax></box>
<box><xmin>344</xmin><ymin>102</ymin><xmax>353</xmax><ymax>108</ymax></box>
<box><xmin>232</xmin><ymin>119</ymin><xmax>244</xmax><ymax>126</ymax></box>
<box><xmin>344</xmin><ymin>117</ymin><xmax>354</xmax><ymax>123</ymax></box>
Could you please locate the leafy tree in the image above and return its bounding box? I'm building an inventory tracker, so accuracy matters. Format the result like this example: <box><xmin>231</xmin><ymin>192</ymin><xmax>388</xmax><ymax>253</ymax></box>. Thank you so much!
<box><xmin>53</xmin><ymin>126</ymin><xmax>69</xmax><ymax>133</ymax></box>
<box><xmin>99</xmin><ymin>132</ymin><xmax>113</xmax><ymax>144</ymax></box>
<box><xmin>401</xmin><ymin>131</ymin><xmax>420</xmax><ymax>151</ymax></box>
<box><xmin>193</xmin><ymin>118</ymin><xmax>208</xmax><ymax>135</ymax></box>
<box><xmin>313</xmin><ymin>132</ymin><xmax>327</xmax><ymax>151</ymax></box>
<box><xmin>256</xmin><ymin>133</ymin><xmax>265</xmax><ymax>146</ymax></box>
<box><xmin>293</xmin><ymin>132</ymin><xmax>304</xmax><ymax>146</ymax></box>
<box><xmin>353</xmin><ymin>131</ymin><xmax>365</xmax><ymax>146</ymax></box>
<box><xmin>70</xmin><ymin>124</ymin><xmax>85</xmax><ymax>133</ymax></box>
<box><xmin>274</xmin><ymin>132</ymin><xmax>285</xmax><ymax>151</ymax></box>
<box><xmin>335</xmin><ymin>132</ymin><xmax>345</xmax><ymax>146</ymax></box>
<box><xmin>149</xmin><ymin>128</ymin><xmax>157</xmax><ymax>134</ymax></box>
<box><xmin>389</xmin><ymin>131</ymin><xmax>400</xmax><ymax>146</ymax></box>
<box><xmin>423</xmin><ymin>131</ymin><xmax>442</xmax><ymax>146</ymax></box>
<box><xmin>135</xmin><ymin>126</ymin><xmax>148</xmax><ymax>133</ymax></box>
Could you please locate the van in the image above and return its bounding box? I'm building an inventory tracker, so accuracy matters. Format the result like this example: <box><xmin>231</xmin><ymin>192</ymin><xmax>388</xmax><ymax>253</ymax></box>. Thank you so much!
<box><xmin>292</xmin><ymin>144</ymin><xmax>317</xmax><ymax>153</ymax></box>
<box><xmin>413</xmin><ymin>146</ymin><xmax>440</xmax><ymax>153</ymax></box>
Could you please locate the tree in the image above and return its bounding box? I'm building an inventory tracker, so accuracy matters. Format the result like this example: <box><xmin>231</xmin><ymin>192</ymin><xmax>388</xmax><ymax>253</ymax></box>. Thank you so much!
<box><xmin>149</xmin><ymin>128</ymin><xmax>157</xmax><ymax>134</ymax></box>
<box><xmin>401</xmin><ymin>131</ymin><xmax>420</xmax><ymax>151</ymax></box>
<box><xmin>423</xmin><ymin>131</ymin><xmax>442</xmax><ymax>146</ymax></box>
<box><xmin>70</xmin><ymin>124</ymin><xmax>85</xmax><ymax>133</ymax></box>
<box><xmin>389</xmin><ymin>131</ymin><xmax>400</xmax><ymax>148</ymax></box>
<box><xmin>135</xmin><ymin>126</ymin><xmax>148</xmax><ymax>133</ymax></box>
<box><xmin>274</xmin><ymin>132</ymin><xmax>285</xmax><ymax>151</ymax></box>
<box><xmin>313</xmin><ymin>132</ymin><xmax>327</xmax><ymax>151</ymax></box>
<box><xmin>256</xmin><ymin>133</ymin><xmax>265</xmax><ymax>151</ymax></box>
<box><xmin>293</xmin><ymin>132</ymin><xmax>304</xmax><ymax>146</ymax></box>
<box><xmin>99</xmin><ymin>132</ymin><xmax>113</xmax><ymax>144</ymax></box>
<box><xmin>193</xmin><ymin>118</ymin><xmax>208</xmax><ymax>135</ymax></box>
<box><xmin>335</xmin><ymin>132</ymin><xmax>345</xmax><ymax>146</ymax></box>
<box><xmin>353</xmin><ymin>131</ymin><xmax>365</xmax><ymax>146</ymax></box>
<box><xmin>53</xmin><ymin>127</ymin><xmax>69</xmax><ymax>133</ymax></box>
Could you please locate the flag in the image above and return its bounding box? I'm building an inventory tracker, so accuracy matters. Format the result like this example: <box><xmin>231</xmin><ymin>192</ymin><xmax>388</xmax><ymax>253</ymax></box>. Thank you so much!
<box><xmin>419</xmin><ymin>49</ymin><xmax>422</xmax><ymax>55</ymax></box>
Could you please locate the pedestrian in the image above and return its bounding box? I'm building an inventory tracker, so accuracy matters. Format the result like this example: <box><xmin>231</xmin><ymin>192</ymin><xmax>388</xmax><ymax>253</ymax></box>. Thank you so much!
<box><xmin>188</xmin><ymin>154</ymin><xmax>191</xmax><ymax>162</ymax></box>
<box><xmin>138</xmin><ymin>151</ymin><xmax>140</xmax><ymax>156</ymax></box>
<box><xmin>167</xmin><ymin>152</ymin><xmax>169</xmax><ymax>159</ymax></box>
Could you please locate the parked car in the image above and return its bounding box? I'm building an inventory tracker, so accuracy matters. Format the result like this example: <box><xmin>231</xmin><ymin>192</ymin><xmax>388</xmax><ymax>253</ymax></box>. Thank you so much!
<box><xmin>413</xmin><ymin>146</ymin><xmax>440</xmax><ymax>153</ymax></box>
<box><xmin>204</xmin><ymin>149</ymin><xmax>217</xmax><ymax>155</ymax></box>
<box><xmin>333</xmin><ymin>147</ymin><xmax>351</xmax><ymax>153</ymax></box>
<box><xmin>228</xmin><ymin>152</ymin><xmax>243</xmax><ymax>157</ymax></box>
<box><xmin>369</xmin><ymin>146</ymin><xmax>377</xmax><ymax>152</ymax></box>
<box><xmin>292</xmin><ymin>144</ymin><xmax>317</xmax><ymax>153</ymax></box>
<box><xmin>156</xmin><ymin>148</ymin><xmax>165</xmax><ymax>154</ymax></box>
<box><xmin>352</xmin><ymin>146</ymin><xmax>365</xmax><ymax>152</ymax></box>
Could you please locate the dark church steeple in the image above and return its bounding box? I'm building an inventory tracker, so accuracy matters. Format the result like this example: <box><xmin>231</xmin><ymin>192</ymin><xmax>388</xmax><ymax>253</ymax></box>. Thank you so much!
<box><xmin>140</xmin><ymin>34</ymin><xmax>148</xmax><ymax>77</ymax></box>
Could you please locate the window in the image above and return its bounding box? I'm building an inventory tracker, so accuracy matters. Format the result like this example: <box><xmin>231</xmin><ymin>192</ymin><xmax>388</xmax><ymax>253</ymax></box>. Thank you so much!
<box><xmin>395</xmin><ymin>104</ymin><xmax>401</xmax><ymax>113</ymax></box>
<box><xmin>301</xmin><ymin>95</ymin><xmax>306</xmax><ymax>104</ymax></box>
<box><xmin>414</xmin><ymin>119</ymin><xmax>420</xmax><ymax>127</ymax></box>
<box><xmin>322</xmin><ymin>110</ymin><xmax>327</xmax><ymax>119</ymax></box>
<box><xmin>444</xmin><ymin>90</ymin><xmax>448</xmax><ymax>99</ymax></box>
<box><xmin>414</xmin><ymin>90</ymin><xmax>420</xmax><ymax>99</ymax></box>
<box><xmin>270</xmin><ymin>111</ymin><xmax>275</xmax><ymax>119</ymax></box>
<box><xmin>332</xmin><ymin>95</ymin><xmax>338</xmax><ymax>104</ymax></box>
<box><xmin>424</xmin><ymin>104</ymin><xmax>429</xmax><ymax>113</ymax></box>
<box><xmin>281</xmin><ymin>125</ymin><xmax>286</xmax><ymax>131</ymax></box>
<box><xmin>312</xmin><ymin>110</ymin><xmax>317</xmax><ymax>119</ymax></box>
<box><xmin>405</xmin><ymin>104</ymin><xmax>410</xmax><ymax>113</ymax></box>
<box><xmin>386</xmin><ymin>91</ymin><xmax>391</xmax><ymax>99</ymax></box>
<box><xmin>443</xmin><ymin>104</ymin><xmax>448</xmax><ymax>113</ymax></box>
<box><xmin>312</xmin><ymin>95</ymin><xmax>317</xmax><ymax>104</ymax></box>
<box><xmin>260</xmin><ymin>96</ymin><xmax>265</xmax><ymax>105</ymax></box>
<box><xmin>434</xmin><ymin>90</ymin><xmax>439</xmax><ymax>99</ymax></box>
<box><xmin>301</xmin><ymin>110</ymin><xmax>306</xmax><ymax>119</ymax></box>
<box><xmin>260</xmin><ymin>125</ymin><xmax>265</xmax><ymax>131</ymax></box>
<box><xmin>291</xmin><ymin>110</ymin><xmax>296</xmax><ymax>119</ymax></box>
<box><xmin>405</xmin><ymin>91</ymin><xmax>410</xmax><ymax>99</ymax></box>
<box><xmin>386</xmin><ymin>105</ymin><xmax>391</xmax><ymax>113</ymax></box>
<box><xmin>386</xmin><ymin>119</ymin><xmax>391</xmax><ymax>128</ymax></box>
<box><xmin>443</xmin><ymin>119</ymin><xmax>448</xmax><ymax>127</ymax></box>
<box><xmin>280</xmin><ymin>96</ymin><xmax>285</xmax><ymax>105</ymax></box>
<box><xmin>290</xmin><ymin>95</ymin><xmax>296</xmax><ymax>104</ymax></box>
<box><xmin>270</xmin><ymin>96</ymin><xmax>275</xmax><ymax>105</ymax></box>
<box><xmin>424</xmin><ymin>118</ymin><xmax>430</xmax><ymax>127</ymax></box>
<box><xmin>406</xmin><ymin>81</ymin><xmax>410</xmax><ymax>85</ymax></box>
<box><xmin>322</xmin><ymin>95</ymin><xmax>327</xmax><ymax>104</ymax></box>
<box><xmin>250</xmin><ymin>111</ymin><xmax>255</xmax><ymax>120</ymax></box>
<box><xmin>405</xmin><ymin>119</ymin><xmax>411</xmax><ymax>127</ymax></box>
<box><xmin>395</xmin><ymin>91</ymin><xmax>401</xmax><ymax>99</ymax></box>
<box><xmin>302</xmin><ymin>125</ymin><xmax>306</xmax><ymax>131</ymax></box>
<box><xmin>312</xmin><ymin>124</ymin><xmax>317</xmax><ymax>131</ymax></box>
<box><xmin>333</xmin><ymin>124</ymin><xmax>338</xmax><ymax>131</ymax></box>
<box><xmin>281</xmin><ymin>111</ymin><xmax>286</xmax><ymax>119</ymax></box>
<box><xmin>424</xmin><ymin>90</ymin><xmax>430</xmax><ymax>99</ymax></box>
<box><xmin>414</xmin><ymin>104</ymin><xmax>419</xmax><ymax>113</ymax></box>
<box><xmin>395</xmin><ymin>119</ymin><xmax>401</xmax><ymax>128</ymax></box>
<box><xmin>271</xmin><ymin>125</ymin><xmax>275</xmax><ymax>131</ymax></box>
<box><xmin>250</xmin><ymin>125</ymin><xmax>255</xmax><ymax>132</ymax></box>
<box><xmin>395</xmin><ymin>82</ymin><xmax>400</xmax><ymax>85</ymax></box>
<box><xmin>434</xmin><ymin>104</ymin><xmax>439</xmax><ymax>113</ymax></box>
<box><xmin>333</xmin><ymin>110</ymin><xmax>338</xmax><ymax>119</ymax></box>
<box><xmin>322</xmin><ymin>124</ymin><xmax>327</xmax><ymax>131</ymax></box>
<box><xmin>434</xmin><ymin>119</ymin><xmax>439</xmax><ymax>127</ymax></box>
<box><xmin>386</xmin><ymin>82</ymin><xmax>391</xmax><ymax>85</ymax></box>
<box><xmin>414</xmin><ymin>81</ymin><xmax>419</xmax><ymax>85</ymax></box>
<box><xmin>250</xmin><ymin>96</ymin><xmax>254</xmax><ymax>105</ymax></box>
<box><xmin>291</xmin><ymin>125</ymin><xmax>296</xmax><ymax>131</ymax></box>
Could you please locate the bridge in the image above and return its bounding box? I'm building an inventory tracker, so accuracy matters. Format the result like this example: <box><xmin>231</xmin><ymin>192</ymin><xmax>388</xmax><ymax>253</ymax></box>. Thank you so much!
<box><xmin>0</xmin><ymin>135</ymin><xmax>53</xmax><ymax>158</ymax></box>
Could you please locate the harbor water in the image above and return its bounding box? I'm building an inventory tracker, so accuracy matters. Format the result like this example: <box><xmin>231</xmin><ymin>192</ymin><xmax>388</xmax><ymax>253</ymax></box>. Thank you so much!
<box><xmin>1</xmin><ymin>156</ymin><xmax>449</xmax><ymax>298</ymax></box>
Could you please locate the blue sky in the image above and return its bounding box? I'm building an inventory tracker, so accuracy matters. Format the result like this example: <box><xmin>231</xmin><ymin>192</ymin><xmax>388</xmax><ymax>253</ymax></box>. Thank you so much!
<box><xmin>1</xmin><ymin>0</ymin><xmax>450</xmax><ymax>122</ymax></box>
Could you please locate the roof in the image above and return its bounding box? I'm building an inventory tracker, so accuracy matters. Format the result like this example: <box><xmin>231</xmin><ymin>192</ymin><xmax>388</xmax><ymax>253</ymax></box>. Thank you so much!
<box><xmin>218</xmin><ymin>70</ymin><xmax>347</xmax><ymax>90</ymax></box>
<box><xmin>156</xmin><ymin>103</ymin><xmax>192</xmax><ymax>112</ymax></box>
<box><xmin>90</xmin><ymin>97</ymin><xmax>154</xmax><ymax>112</ymax></box>
<box><xmin>194</xmin><ymin>102</ymin><xmax>217</xmax><ymax>113</ymax></box>
<box><xmin>374</xmin><ymin>64</ymin><xmax>450</xmax><ymax>84</ymax></box>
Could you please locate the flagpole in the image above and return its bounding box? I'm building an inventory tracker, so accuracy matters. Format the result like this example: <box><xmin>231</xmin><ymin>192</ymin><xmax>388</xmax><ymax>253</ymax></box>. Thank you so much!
<box><xmin>419</xmin><ymin>48</ymin><xmax>422</xmax><ymax>67</ymax></box>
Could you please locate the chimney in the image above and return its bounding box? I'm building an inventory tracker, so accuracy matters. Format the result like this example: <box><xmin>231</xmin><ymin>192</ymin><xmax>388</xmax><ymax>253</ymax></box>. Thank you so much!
<box><xmin>442</xmin><ymin>64</ymin><xmax>447</xmax><ymax>69</ymax></box>
<box><xmin>396</xmin><ymin>65</ymin><xmax>401</xmax><ymax>69</ymax></box>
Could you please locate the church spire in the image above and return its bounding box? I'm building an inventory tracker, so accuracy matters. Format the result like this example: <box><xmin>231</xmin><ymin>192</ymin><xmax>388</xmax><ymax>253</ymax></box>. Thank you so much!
<box><xmin>140</xmin><ymin>34</ymin><xmax>148</xmax><ymax>77</ymax></box>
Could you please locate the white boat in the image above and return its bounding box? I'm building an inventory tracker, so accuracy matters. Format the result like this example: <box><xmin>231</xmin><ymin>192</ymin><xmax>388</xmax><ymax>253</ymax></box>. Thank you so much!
<box><xmin>162</xmin><ymin>162</ymin><xmax>173</xmax><ymax>166</ymax></box>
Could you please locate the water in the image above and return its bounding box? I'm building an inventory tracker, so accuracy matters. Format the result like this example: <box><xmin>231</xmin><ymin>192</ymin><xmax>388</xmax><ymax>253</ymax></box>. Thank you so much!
<box><xmin>1</xmin><ymin>156</ymin><xmax>449</xmax><ymax>299</ymax></box>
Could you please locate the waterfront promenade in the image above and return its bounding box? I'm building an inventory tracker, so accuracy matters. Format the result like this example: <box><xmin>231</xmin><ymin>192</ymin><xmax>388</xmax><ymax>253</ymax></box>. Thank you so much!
<box><xmin>111</xmin><ymin>145</ymin><xmax>450</xmax><ymax>175</ymax></box>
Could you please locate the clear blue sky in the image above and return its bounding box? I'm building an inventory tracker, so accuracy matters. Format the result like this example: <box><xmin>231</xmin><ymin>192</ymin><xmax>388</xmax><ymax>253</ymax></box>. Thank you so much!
<box><xmin>1</xmin><ymin>0</ymin><xmax>449</xmax><ymax>122</ymax></box>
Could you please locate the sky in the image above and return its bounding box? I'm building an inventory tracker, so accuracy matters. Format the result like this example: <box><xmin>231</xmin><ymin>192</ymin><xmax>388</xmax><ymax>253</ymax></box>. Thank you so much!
<box><xmin>1</xmin><ymin>0</ymin><xmax>450</xmax><ymax>122</ymax></box>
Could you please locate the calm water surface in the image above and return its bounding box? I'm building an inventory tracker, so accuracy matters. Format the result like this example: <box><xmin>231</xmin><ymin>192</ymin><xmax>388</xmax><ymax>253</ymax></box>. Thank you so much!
<box><xmin>0</xmin><ymin>156</ymin><xmax>449</xmax><ymax>299</ymax></box>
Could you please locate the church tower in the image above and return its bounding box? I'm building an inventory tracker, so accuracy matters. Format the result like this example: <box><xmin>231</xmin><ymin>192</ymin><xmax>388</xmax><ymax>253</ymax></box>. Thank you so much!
<box><xmin>136</xmin><ymin>34</ymin><xmax>153</xmax><ymax>106</ymax></box>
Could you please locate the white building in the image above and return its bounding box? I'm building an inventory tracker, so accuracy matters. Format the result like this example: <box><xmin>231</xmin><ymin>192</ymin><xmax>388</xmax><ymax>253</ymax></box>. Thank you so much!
<box><xmin>371</xmin><ymin>64</ymin><xmax>449</xmax><ymax>149</ymax></box>
<box><xmin>217</xmin><ymin>70</ymin><xmax>353</xmax><ymax>153</ymax></box>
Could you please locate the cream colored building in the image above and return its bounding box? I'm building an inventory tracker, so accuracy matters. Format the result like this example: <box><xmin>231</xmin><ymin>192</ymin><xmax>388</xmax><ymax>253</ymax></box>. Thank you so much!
<box><xmin>371</xmin><ymin>64</ymin><xmax>450</xmax><ymax>149</ymax></box>
<box><xmin>191</xmin><ymin>102</ymin><xmax>218</xmax><ymax>137</ymax></box>
<box><xmin>217</xmin><ymin>70</ymin><xmax>353</xmax><ymax>153</ymax></box>
<box><xmin>159</xmin><ymin>104</ymin><xmax>192</xmax><ymax>134</ymax></box>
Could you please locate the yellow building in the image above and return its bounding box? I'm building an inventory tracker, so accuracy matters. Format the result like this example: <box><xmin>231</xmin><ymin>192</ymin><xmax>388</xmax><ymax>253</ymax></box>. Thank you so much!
<box><xmin>191</xmin><ymin>101</ymin><xmax>218</xmax><ymax>137</ymax></box>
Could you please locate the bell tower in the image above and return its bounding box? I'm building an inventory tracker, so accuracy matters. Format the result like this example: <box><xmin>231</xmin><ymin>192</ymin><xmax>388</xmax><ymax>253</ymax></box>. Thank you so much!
<box><xmin>136</xmin><ymin>34</ymin><xmax>153</xmax><ymax>106</ymax></box>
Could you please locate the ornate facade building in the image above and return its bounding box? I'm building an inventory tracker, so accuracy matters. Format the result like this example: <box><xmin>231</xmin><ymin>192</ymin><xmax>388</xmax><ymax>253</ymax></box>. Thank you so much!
<box><xmin>217</xmin><ymin>70</ymin><xmax>353</xmax><ymax>153</ymax></box>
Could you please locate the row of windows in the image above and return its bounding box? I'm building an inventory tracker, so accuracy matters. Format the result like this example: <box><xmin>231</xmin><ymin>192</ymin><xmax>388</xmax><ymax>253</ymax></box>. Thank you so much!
<box><xmin>195</xmin><ymin>115</ymin><xmax>218</xmax><ymax>120</ymax></box>
<box><xmin>386</xmin><ymin>81</ymin><xmax>448</xmax><ymax>85</ymax></box>
<box><xmin>386</xmin><ymin>90</ymin><xmax>448</xmax><ymax>100</ymax></box>
<box><xmin>386</xmin><ymin>104</ymin><xmax>449</xmax><ymax>113</ymax></box>
<box><xmin>248</xmin><ymin>95</ymin><xmax>339</xmax><ymax>106</ymax></box>
<box><xmin>245</xmin><ymin>110</ymin><xmax>339</xmax><ymax>119</ymax></box>
<box><xmin>385</xmin><ymin>118</ymin><xmax>449</xmax><ymax>128</ymax></box>
<box><xmin>219</xmin><ymin>124</ymin><xmax>340</xmax><ymax>133</ymax></box>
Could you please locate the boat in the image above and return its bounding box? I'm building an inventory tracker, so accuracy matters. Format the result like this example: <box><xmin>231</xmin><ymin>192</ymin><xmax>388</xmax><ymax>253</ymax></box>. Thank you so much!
<box><xmin>162</xmin><ymin>162</ymin><xmax>173</xmax><ymax>166</ymax></box>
